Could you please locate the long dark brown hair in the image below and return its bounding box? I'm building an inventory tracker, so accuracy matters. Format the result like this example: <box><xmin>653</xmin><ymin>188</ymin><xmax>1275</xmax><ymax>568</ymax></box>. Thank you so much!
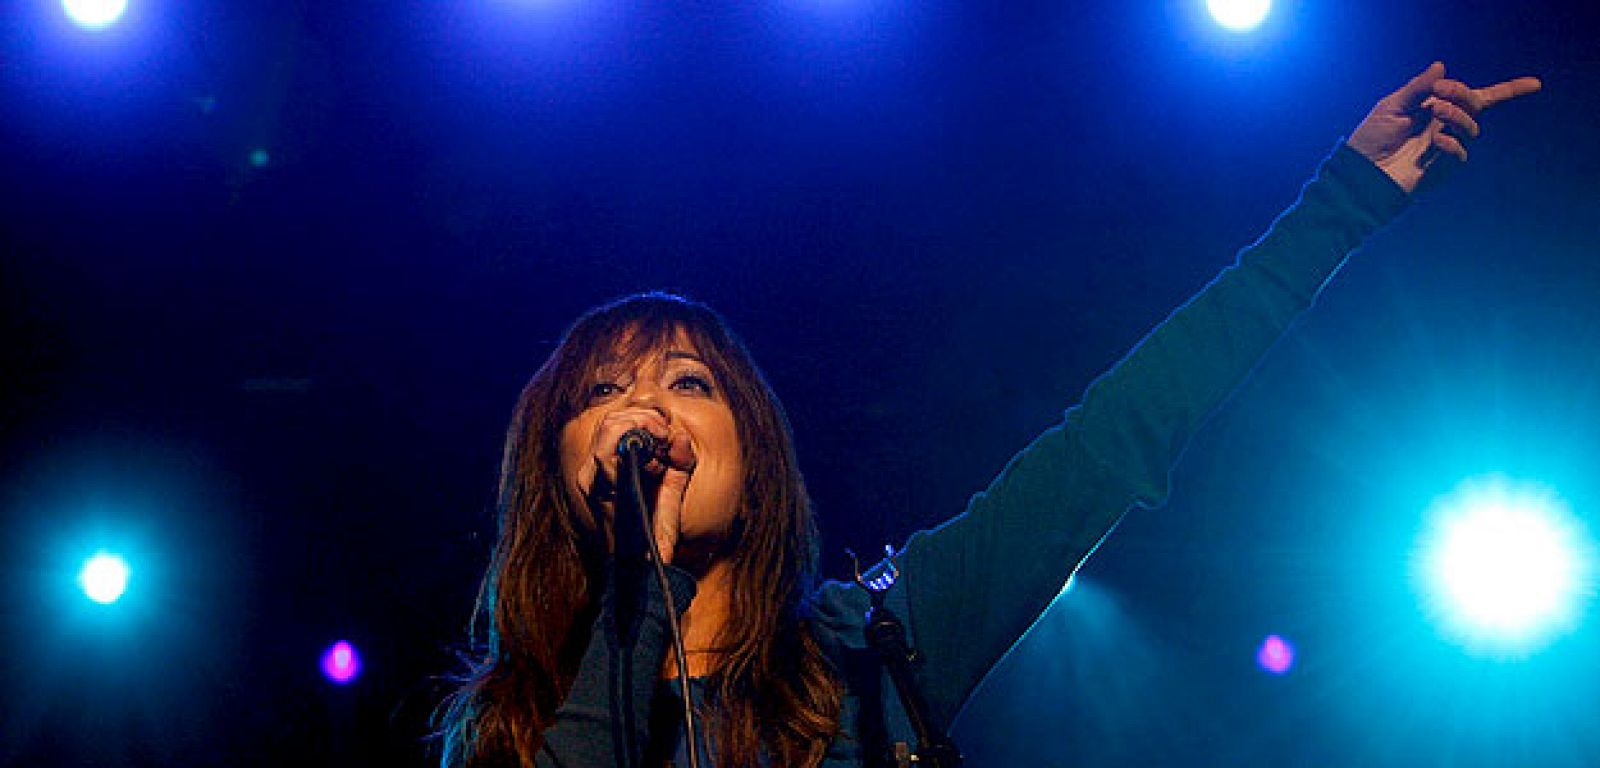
<box><xmin>437</xmin><ymin>292</ymin><xmax>842</xmax><ymax>767</ymax></box>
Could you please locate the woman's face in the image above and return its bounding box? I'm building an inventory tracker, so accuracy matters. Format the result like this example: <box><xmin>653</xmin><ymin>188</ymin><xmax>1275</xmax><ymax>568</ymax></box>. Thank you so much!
<box><xmin>558</xmin><ymin>328</ymin><xmax>744</xmax><ymax>561</ymax></box>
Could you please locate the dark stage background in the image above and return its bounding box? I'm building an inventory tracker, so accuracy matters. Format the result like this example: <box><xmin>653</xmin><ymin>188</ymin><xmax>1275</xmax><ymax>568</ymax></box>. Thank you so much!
<box><xmin>4</xmin><ymin>1</ymin><xmax>1599</xmax><ymax>765</ymax></box>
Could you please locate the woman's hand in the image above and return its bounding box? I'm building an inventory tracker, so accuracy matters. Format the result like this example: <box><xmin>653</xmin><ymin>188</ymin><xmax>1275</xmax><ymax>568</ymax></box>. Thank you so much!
<box><xmin>580</xmin><ymin>407</ymin><xmax>698</xmax><ymax>565</ymax></box>
<box><xmin>1348</xmin><ymin>61</ymin><xmax>1541</xmax><ymax>194</ymax></box>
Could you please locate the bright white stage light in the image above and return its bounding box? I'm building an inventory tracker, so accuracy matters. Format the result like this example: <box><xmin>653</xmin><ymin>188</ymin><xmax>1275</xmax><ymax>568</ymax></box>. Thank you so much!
<box><xmin>1415</xmin><ymin>476</ymin><xmax>1595</xmax><ymax>657</ymax></box>
<box><xmin>62</xmin><ymin>0</ymin><xmax>128</xmax><ymax>30</ymax></box>
<box><xmin>1206</xmin><ymin>0</ymin><xmax>1270</xmax><ymax>32</ymax></box>
<box><xmin>79</xmin><ymin>552</ymin><xmax>131</xmax><ymax>604</ymax></box>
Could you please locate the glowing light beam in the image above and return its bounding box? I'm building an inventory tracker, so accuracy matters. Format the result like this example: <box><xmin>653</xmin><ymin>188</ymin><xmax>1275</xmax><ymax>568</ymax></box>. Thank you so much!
<box><xmin>1206</xmin><ymin>0</ymin><xmax>1270</xmax><ymax>32</ymax></box>
<box><xmin>1414</xmin><ymin>475</ymin><xmax>1595</xmax><ymax>658</ymax></box>
<box><xmin>62</xmin><ymin>0</ymin><xmax>128</xmax><ymax>30</ymax></box>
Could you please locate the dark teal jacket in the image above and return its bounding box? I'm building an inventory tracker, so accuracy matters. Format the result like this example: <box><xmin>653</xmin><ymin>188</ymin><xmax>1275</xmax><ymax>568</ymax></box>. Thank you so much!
<box><xmin>532</xmin><ymin>143</ymin><xmax>1409</xmax><ymax>767</ymax></box>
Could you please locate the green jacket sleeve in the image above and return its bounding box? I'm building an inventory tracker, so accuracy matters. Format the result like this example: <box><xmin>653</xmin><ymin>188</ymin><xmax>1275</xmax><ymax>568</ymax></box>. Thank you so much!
<box><xmin>895</xmin><ymin>143</ymin><xmax>1411</xmax><ymax>729</ymax></box>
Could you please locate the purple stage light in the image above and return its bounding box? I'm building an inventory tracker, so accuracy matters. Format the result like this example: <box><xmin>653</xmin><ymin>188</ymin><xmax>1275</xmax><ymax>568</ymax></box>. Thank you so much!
<box><xmin>1256</xmin><ymin>634</ymin><xmax>1294</xmax><ymax>674</ymax></box>
<box><xmin>321</xmin><ymin>640</ymin><xmax>361</xmax><ymax>684</ymax></box>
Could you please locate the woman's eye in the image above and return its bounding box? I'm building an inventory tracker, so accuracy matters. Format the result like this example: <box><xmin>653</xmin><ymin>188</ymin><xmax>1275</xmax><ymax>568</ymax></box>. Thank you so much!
<box><xmin>588</xmin><ymin>381</ymin><xmax>623</xmax><ymax>400</ymax></box>
<box><xmin>670</xmin><ymin>373</ymin><xmax>713</xmax><ymax>394</ymax></box>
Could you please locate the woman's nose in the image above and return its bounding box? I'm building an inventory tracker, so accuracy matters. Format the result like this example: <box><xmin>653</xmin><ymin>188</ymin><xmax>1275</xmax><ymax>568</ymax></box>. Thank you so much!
<box><xmin>624</xmin><ymin>382</ymin><xmax>670</xmax><ymax>419</ymax></box>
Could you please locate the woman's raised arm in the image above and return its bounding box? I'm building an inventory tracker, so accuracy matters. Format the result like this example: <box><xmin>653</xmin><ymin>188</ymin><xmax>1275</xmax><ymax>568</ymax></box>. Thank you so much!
<box><xmin>880</xmin><ymin>62</ymin><xmax>1541</xmax><ymax>730</ymax></box>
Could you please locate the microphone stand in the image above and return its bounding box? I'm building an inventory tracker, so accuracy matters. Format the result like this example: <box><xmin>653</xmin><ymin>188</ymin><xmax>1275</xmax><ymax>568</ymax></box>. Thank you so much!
<box><xmin>616</xmin><ymin>433</ymin><xmax>701</xmax><ymax>768</ymax></box>
<box><xmin>850</xmin><ymin>547</ymin><xmax>964</xmax><ymax>768</ymax></box>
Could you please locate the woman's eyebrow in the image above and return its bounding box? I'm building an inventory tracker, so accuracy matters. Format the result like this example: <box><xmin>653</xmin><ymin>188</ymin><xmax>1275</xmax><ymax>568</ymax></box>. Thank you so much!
<box><xmin>663</xmin><ymin>350</ymin><xmax>707</xmax><ymax>364</ymax></box>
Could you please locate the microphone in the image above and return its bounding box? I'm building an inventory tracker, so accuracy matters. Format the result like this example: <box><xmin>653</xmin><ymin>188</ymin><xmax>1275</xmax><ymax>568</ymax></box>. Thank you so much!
<box><xmin>613</xmin><ymin>428</ymin><xmax>659</xmax><ymax>646</ymax></box>
<box><xmin>613</xmin><ymin>429</ymin><xmax>658</xmax><ymax>569</ymax></box>
<box><xmin>611</xmin><ymin>426</ymin><xmax>703</xmax><ymax>767</ymax></box>
<box><xmin>616</xmin><ymin>428</ymin><xmax>657</xmax><ymax>460</ymax></box>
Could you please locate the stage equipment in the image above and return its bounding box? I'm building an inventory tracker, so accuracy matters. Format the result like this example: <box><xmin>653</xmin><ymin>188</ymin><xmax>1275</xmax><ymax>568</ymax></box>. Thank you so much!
<box><xmin>616</xmin><ymin>429</ymin><xmax>701</xmax><ymax>768</ymax></box>
<box><xmin>851</xmin><ymin>546</ymin><xmax>964</xmax><ymax>768</ymax></box>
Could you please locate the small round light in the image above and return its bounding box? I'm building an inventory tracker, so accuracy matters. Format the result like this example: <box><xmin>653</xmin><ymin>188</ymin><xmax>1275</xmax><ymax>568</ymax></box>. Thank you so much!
<box><xmin>1256</xmin><ymin>634</ymin><xmax>1294</xmax><ymax>674</ymax></box>
<box><xmin>79</xmin><ymin>552</ymin><xmax>130</xmax><ymax>604</ymax></box>
<box><xmin>321</xmin><ymin>640</ymin><xmax>361</xmax><ymax>684</ymax></box>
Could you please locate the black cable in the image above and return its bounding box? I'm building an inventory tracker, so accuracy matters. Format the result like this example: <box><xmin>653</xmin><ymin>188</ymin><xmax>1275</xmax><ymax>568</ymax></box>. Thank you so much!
<box><xmin>620</xmin><ymin>446</ymin><xmax>702</xmax><ymax>768</ymax></box>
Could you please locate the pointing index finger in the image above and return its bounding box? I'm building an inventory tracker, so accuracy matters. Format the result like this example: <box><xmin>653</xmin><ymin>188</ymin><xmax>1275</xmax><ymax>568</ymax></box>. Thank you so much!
<box><xmin>1477</xmin><ymin>76</ymin><xmax>1543</xmax><ymax>109</ymax></box>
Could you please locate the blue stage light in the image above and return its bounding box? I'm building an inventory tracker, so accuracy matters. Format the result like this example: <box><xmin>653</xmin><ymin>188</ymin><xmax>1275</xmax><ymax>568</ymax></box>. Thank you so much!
<box><xmin>62</xmin><ymin>0</ymin><xmax>127</xmax><ymax>30</ymax></box>
<box><xmin>1414</xmin><ymin>476</ymin><xmax>1595</xmax><ymax>657</ymax></box>
<box><xmin>79</xmin><ymin>552</ymin><xmax>130</xmax><ymax>604</ymax></box>
<box><xmin>1206</xmin><ymin>0</ymin><xmax>1270</xmax><ymax>32</ymax></box>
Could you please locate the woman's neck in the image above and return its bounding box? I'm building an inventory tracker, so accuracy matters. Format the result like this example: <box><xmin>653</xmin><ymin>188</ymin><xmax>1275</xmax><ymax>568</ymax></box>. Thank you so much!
<box><xmin>661</xmin><ymin>557</ymin><xmax>734</xmax><ymax>679</ymax></box>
